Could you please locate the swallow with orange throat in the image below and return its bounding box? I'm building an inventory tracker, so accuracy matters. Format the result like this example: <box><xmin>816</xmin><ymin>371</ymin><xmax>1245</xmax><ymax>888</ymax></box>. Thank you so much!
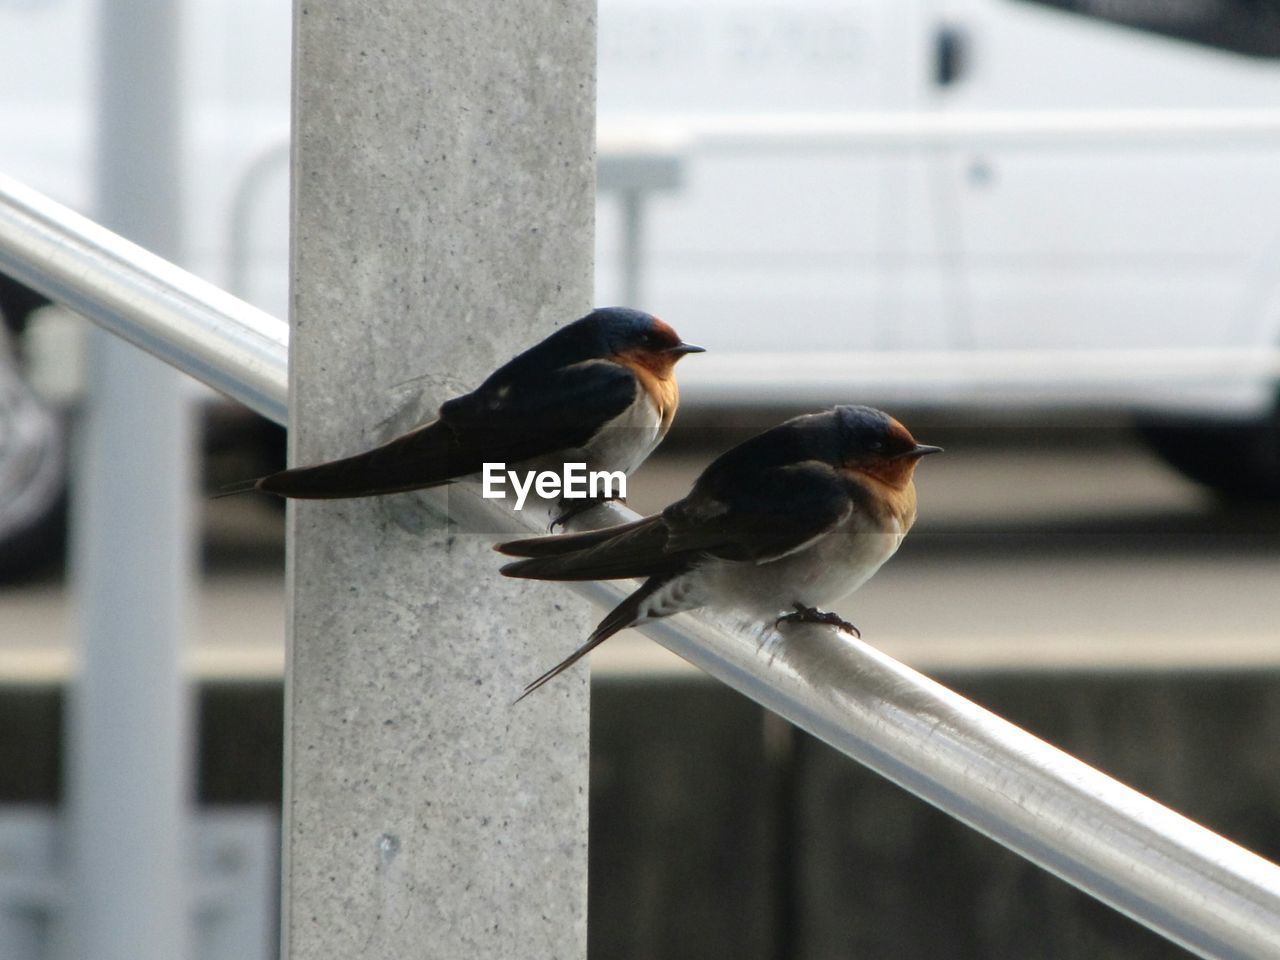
<box><xmin>222</xmin><ymin>307</ymin><xmax>703</xmax><ymax>526</ymax></box>
<box><xmin>497</xmin><ymin>405</ymin><xmax>941</xmax><ymax>699</ymax></box>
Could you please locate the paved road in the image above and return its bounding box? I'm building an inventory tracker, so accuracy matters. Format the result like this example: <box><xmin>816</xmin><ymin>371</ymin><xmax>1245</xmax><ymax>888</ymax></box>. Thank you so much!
<box><xmin>3</xmin><ymin>422</ymin><xmax>1278</xmax><ymax>681</ymax></box>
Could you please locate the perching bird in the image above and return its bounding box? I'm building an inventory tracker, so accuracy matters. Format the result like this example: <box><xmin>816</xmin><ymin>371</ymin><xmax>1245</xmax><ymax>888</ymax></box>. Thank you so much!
<box><xmin>225</xmin><ymin>307</ymin><xmax>703</xmax><ymax>523</ymax></box>
<box><xmin>497</xmin><ymin>405</ymin><xmax>941</xmax><ymax>699</ymax></box>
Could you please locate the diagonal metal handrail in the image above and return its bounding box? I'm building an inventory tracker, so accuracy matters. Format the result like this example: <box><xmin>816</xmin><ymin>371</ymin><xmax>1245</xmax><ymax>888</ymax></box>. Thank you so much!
<box><xmin>0</xmin><ymin>172</ymin><xmax>288</xmax><ymax>425</ymax></box>
<box><xmin>3</xmin><ymin>170</ymin><xmax>1280</xmax><ymax>959</ymax></box>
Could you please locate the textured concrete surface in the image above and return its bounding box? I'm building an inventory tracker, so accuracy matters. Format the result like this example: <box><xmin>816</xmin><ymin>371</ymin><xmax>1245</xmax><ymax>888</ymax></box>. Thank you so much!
<box><xmin>285</xmin><ymin>2</ymin><xmax>595</xmax><ymax>957</ymax></box>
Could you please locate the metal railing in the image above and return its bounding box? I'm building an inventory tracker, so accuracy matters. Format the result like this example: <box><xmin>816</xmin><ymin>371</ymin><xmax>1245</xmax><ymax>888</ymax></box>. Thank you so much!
<box><xmin>596</xmin><ymin>108</ymin><xmax>1280</xmax><ymax>153</ymax></box>
<box><xmin>4</xmin><ymin>168</ymin><xmax>1280</xmax><ymax>959</ymax></box>
<box><xmin>0</xmin><ymin>172</ymin><xmax>288</xmax><ymax>425</ymax></box>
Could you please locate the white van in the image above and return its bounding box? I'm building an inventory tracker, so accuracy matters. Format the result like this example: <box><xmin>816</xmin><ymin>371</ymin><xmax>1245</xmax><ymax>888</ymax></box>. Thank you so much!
<box><xmin>595</xmin><ymin>0</ymin><xmax>1280</xmax><ymax>496</ymax></box>
<box><xmin>597</xmin><ymin>0</ymin><xmax>1280</xmax><ymax>411</ymax></box>
<box><xmin>1</xmin><ymin>0</ymin><xmax>1279</xmax><ymax>564</ymax></box>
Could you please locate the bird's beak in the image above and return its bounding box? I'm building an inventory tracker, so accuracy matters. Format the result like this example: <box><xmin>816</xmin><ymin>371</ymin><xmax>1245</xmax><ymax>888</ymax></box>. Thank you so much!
<box><xmin>666</xmin><ymin>342</ymin><xmax>706</xmax><ymax>355</ymax></box>
<box><xmin>907</xmin><ymin>444</ymin><xmax>944</xmax><ymax>458</ymax></box>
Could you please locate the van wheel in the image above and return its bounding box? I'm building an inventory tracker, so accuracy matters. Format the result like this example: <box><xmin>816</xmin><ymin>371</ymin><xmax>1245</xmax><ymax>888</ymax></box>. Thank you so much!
<box><xmin>0</xmin><ymin>278</ymin><xmax>69</xmax><ymax>581</ymax></box>
<box><xmin>1138</xmin><ymin>403</ymin><xmax>1280</xmax><ymax>502</ymax></box>
<box><xmin>0</xmin><ymin>367</ymin><xmax>69</xmax><ymax>581</ymax></box>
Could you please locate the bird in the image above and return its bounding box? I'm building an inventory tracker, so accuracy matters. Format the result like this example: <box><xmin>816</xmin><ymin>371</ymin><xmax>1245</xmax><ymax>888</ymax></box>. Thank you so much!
<box><xmin>496</xmin><ymin>405</ymin><xmax>941</xmax><ymax>699</ymax></box>
<box><xmin>222</xmin><ymin>307</ymin><xmax>703</xmax><ymax>524</ymax></box>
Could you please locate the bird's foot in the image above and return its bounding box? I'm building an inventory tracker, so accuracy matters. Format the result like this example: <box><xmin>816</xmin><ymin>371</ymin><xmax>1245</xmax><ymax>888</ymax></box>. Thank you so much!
<box><xmin>549</xmin><ymin>495</ymin><xmax>626</xmax><ymax>532</ymax></box>
<box><xmin>775</xmin><ymin>603</ymin><xmax>861</xmax><ymax>638</ymax></box>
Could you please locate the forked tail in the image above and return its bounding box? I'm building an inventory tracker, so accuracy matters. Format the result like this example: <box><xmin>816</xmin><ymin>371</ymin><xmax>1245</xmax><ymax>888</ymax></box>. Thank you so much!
<box><xmin>515</xmin><ymin>577</ymin><xmax>663</xmax><ymax>702</ymax></box>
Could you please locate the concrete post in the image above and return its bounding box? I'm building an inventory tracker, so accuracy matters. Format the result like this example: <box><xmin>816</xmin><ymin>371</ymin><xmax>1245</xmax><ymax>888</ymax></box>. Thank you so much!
<box><xmin>284</xmin><ymin>2</ymin><xmax>595</xmax><ymax>958</ymax></box>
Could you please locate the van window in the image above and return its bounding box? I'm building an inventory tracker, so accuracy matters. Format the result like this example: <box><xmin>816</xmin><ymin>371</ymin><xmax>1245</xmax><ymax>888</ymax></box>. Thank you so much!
<box><xmin>1012</xmin><ymin>0</ymin><xmax>1280</xmax><ymax>58</ymax></box>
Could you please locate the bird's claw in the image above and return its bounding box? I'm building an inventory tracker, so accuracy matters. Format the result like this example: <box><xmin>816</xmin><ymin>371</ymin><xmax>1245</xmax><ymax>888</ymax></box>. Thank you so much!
<box><xmin>775</xmin><ymin>603</ymin><xmax>861</xmax><ymax>638</ymax></box>
<box><xmin>549</xmin><ymin>495</ymin><xmax>626</xmax><ymax>532</ymax></box>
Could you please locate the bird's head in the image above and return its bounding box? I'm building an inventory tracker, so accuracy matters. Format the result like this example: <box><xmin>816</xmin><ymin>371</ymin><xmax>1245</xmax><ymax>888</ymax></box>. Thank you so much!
<box><xmin>587</xmin><ymin>307</ymin><xmax>704</xmax><ymax>375</ymax></box>
<box><xmin>831</xmin><ymin>405</ymin><xmax>942</xmax><ymax>490</ymax></box>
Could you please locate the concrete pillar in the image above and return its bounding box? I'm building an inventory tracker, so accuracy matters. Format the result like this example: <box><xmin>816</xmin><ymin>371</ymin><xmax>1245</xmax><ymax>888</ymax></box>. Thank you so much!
<box><xmin>284</xmin><ymin>2</ymin><xmax>595</xmax><ymax>958</ymax></box>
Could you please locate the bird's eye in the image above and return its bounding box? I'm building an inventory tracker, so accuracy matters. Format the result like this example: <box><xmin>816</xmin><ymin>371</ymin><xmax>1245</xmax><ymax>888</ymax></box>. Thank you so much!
<box><xmin>868</xmin><ymin>440</ymin><xmax>884</xmax><ymax>452</ymax></box>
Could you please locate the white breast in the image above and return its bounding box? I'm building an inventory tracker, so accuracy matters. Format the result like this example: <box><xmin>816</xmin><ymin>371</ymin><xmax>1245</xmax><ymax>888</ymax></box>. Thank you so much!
<box><xmin>579</xmin><ymin>390</ymin><xmax>665</xmax><ymax>476</ymax></box>
<box><xmin>704</xmin><ymin>510</ymin><xmax>906</xmax><ymax>620</ymax></box>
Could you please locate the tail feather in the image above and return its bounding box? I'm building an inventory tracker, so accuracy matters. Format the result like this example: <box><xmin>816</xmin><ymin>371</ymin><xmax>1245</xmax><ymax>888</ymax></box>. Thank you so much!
<box><xmin>515</xmin><ymin>578</ymin><xmax>659</xmax><ymax>702</ymax></box>
<box><xmin>495</xmin><ymin>516</ymin><xmax>654</xmax><ymax>558</ymax></box>
<box><xmin>254</xmin><ymin>422</ymin><xmax>457</xmax><ymax>499</ymax></box>
<box><xmin>211</xmin><ymin>477</ymin><xmax>264</xmax><ymax>499</ymax></box>
<box><xmin>498</xmin><ymin>516</ymin><xmax>672</xmax><ymax>582</ymax></box>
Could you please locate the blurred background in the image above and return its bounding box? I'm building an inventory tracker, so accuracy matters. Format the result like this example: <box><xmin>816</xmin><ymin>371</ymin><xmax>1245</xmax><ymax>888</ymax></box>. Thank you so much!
<box><xmin>2</xmin><ymin>0</ymin><xmax>1280</xmax><ymax>957</ymax></box>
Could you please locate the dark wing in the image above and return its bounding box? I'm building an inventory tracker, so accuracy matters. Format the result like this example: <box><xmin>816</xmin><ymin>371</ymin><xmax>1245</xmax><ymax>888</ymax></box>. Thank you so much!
<box><xmin>436</xmin><ymin>358</ymin><xmax>637</xmax><ymax>468</ymax></box>
<box><xmin>249</xmin><ymin>359</ymin><xmax>637</xmax><ymax>499</ymax></box>
<box><xmin>661</xmin><ymin>461</ymin><xmax>853</xmax><ymax>563</ymax></box>
<box><xmin>499</xmin><ymin>461</ymin><xmax>852</xmax><ymax>580</ymax></box>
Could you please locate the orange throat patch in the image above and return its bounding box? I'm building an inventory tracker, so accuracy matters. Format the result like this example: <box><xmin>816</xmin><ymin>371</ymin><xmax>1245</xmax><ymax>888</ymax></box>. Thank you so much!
<box><xmin>854</xmin><ymin>457</ymin><xmax>919</xmax><ymax>491</ymax></box>
<box><xmin>617</xmin><ymin>350</ymin><xmax>680</xmax><ymax>429</ymax></box>
<box><xmin>844</xmin><ymin>461</ymin><xmax>921</xmax><ymax>528</ymax></box>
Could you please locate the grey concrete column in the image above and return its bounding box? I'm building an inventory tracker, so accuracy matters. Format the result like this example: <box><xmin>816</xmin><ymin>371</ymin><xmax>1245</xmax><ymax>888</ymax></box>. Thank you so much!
<box><xmin>284</xmin><ymin>2</ymin><xmax>596</xmax><ymax>958</ymax></box>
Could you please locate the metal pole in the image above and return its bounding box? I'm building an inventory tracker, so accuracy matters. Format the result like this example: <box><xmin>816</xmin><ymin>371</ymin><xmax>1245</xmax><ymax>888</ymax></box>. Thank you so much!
<box><xmin>66</xmin><ymin>1</ymin><xmax>193</xmax><ymax>958</ymax></box>
<box><xmin>282</xmin><ymin>1</ymin><xmax>596</xmax><ymax>957</ymax></box>
<box><xmin>226</xmin><ymin>141</ymin><xmax>290</xmax><ymax>301</ymax></box>
<box><xmin>677</xmin><ymin>347</ymin><xmax>1280</xmax><ymax>407</ymax></box>
<box><xmin>597</xmin><ymin>154</ymin><xmax>682</xmax><ymax>310</ymax></box>
<box><xmin>5</xmin><ymin>165</ymin><xmax>1280</xmax><ymax>959</ymax></box>
<box><xmin>620</xmin><ymin>190</ymin><xmax>643</xmax><ymax>307</ymax></box>
<box><xmin>596</xmin><ymin>108</ymin><xmax>1280</xmax><ymax>154</ymax></box>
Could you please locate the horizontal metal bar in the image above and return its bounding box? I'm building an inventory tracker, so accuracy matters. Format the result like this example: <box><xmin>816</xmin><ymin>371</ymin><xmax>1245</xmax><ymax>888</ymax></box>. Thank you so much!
<box><xmin>599</xmin><ymin>109</ymin><xmax>1280</xmax><ymax>154</ymax></box>
<box><xmin>691</xmin><ymin>347</ymin><xmax>1280</xmax><ymax>385</ymax></box>
<box><xmin>0</xmin><ymin>171</ymin><xmax>289</xmax><ymax>424</ymax></box>
<box><xmin>682</xmin><ymin>348</ymin><xmax>1280</xmax><ymax>407</ymax></box>
<box><xmin>4</xmin><ymin>175</ymin><xmax>1280</xmax><ymax>958</ymax></box>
